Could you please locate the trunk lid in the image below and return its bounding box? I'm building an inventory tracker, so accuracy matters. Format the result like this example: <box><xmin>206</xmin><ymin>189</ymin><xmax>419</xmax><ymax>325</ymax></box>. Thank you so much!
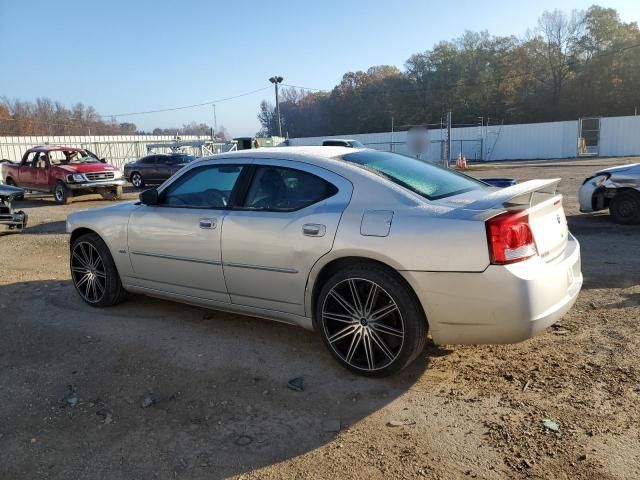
<box><xmin>435</xmin><ymin>179</ymin><xmax>569</xmax><ymax>264</ymax></box>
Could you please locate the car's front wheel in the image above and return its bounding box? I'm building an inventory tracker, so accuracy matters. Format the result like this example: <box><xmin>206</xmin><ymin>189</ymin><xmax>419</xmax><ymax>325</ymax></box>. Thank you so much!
<box><xmin>70</xmin><ymin>232</ymin><xmax>127</xmax><ymax>307</ymax></box>
<box><xmin>130</xmin><ymin>172</ymin><xmax>145</xmax><ymax>189</ymax></box>
<box><xmin>610</xmin><ymin>190</ymin><xmax>640</xmax><ymax>225</ymax></box>
<box><xmin>316</xmin><ymin>263</ymin><xmax>427</xmax><ymax>377</ymax></box>
<box><xmin>54</xmin><ymin>181</ymin><xmax>72</xmax><ymax>205</ymax></box>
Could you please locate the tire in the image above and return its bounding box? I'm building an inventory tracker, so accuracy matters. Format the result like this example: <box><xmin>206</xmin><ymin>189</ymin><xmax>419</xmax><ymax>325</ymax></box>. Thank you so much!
<box><xmin>70</xmin><ymin>232</ymin><xmax>127</xmax><ymax>307</ymax></box>
<box><xmin>100</xmin><ymin>185</ymin><xmax>123</xmax><ymax>201</ymax></box>
<box><xmin>316</xmin><ymin>262</ymin><xmax>427</xmax><ymax>377</ymax></box>
<box><xmin>54</xmin><ymin>181</ymin><xmax>72</xmax><ymax>205</ymax></box>
<box><xmin>610</xmin><ymin>190</ymin><xmax>640</xmax><ymax>225</ymax></box>
<box><xmin>5</xmin><ymin>177</ymin><xmax>15</xmax><ymax>186</ymax></box>
<box><xmin>130</xmin><ymin>172</ymin><xmax>145</xmax><ymax>189</ymax></box>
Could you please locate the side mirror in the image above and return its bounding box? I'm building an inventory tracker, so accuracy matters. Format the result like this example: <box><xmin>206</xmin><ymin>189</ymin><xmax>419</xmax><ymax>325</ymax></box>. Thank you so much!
<box><xmin>139</xmin><ymin>188</ymin><xmax>159</xmax><ymax>205</ymax></box>
<box><xmin>100</xmin><ymin>158</ymin><xmax>107</xmax><ymax>163</ymax></box>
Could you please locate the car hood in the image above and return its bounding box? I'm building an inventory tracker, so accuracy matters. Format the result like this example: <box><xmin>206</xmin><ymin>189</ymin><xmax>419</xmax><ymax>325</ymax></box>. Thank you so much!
<box><xmin>56</xmin><ymin>163</ymin><xmax>119</xmax><ymax>174</ymax></box>
<box><xmin>0</xmin><ymin>184</ymin><xmax>25</xmax><ymax>200</ymax></box>
<box><xmin>596</xmin><ymin>163</ymin><xmax>640</xmax><ymax>176</ymax></box>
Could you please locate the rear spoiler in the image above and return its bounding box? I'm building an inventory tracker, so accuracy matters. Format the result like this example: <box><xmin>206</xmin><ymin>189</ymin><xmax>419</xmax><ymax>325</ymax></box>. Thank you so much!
<box><xmin>465</xmin><ymin>179</ymin><xmax>561</xmax><ymax>211</ymax></box>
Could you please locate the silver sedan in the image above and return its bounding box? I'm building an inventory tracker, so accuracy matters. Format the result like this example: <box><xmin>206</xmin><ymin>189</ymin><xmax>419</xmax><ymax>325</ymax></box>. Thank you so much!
<box><xmin>66</xmin><ymin>147</ymin><xmax>583</xmax><ymax>376</ymax></box>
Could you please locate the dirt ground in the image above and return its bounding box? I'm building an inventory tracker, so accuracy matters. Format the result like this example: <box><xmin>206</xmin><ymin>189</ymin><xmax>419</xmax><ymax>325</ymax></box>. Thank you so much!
<box><xmin>1</xmin><ymin>157</ymin><xmax>639</xmax><ymax>480</ymax></box>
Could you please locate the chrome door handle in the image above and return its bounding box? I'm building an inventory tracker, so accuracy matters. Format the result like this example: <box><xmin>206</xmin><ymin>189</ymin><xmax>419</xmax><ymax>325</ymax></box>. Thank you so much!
<box><xmin>199</xmin><ymin>218</ymin><xmax>217</xmax><ymax>229</ymax></box>
<box><xmin>302</xmin><ymin>223</ymin><xmax>326</xmax><ymax>237</ymax></box>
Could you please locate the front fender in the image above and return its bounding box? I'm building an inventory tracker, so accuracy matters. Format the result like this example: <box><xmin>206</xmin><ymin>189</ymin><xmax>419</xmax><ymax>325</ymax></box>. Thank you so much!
<box><xmin>67</xmin><ymin>202</ymin><xmax>139</xmax><ymax>278</ymax></box>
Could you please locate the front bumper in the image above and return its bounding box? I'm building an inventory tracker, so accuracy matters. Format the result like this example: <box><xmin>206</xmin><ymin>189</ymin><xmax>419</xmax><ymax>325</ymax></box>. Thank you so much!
<box><xmin>401</xmin><ymin>234</ymin><xmax>583</xmax><ymax>345</ymax></box>
<box><xmin>66</xmin><ymin>179</ymin><xmax>125</xmax><ymax>190</ymax></box>
<box><xmin>578</xmin><ymin>182</ymin><xmax>596</xmax><ymax>212</ymax></box>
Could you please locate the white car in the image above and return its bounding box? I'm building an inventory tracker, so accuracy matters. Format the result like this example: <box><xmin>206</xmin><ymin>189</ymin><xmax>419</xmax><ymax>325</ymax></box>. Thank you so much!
<box><xmin>578</xmin><ymin>163</ymin><xmax>640</xmax><ymax>224</ymax></box>
<box><xmin>67</xmin><ymin>147</ymin><xmax>582</xmax><ymax>376</ymax></box>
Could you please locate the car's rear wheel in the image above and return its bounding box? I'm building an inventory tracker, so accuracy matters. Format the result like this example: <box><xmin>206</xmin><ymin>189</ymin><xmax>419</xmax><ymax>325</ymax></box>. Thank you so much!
<box><xmin>54</xmin><ymin>181</ymin><xmax>72</xmax><ymax>205</ymax></box>
<box><xmin>316</xmin><ymin>263</ymin><xmax>427</xmax><ymax>377</ymax></box>
<box><xmin>610</xmin><ymin>190</ymin><xmax>640</xmax><ymax>225</ymax></box>
<box><xmin>5</xmin><ymin>177</ymin><xmax>15</xmax><ymax>186</ymax></box>
<box><xmin>130</xmin><ymin>172</ymin><xmax>145</xmax><ymax>189</ymax></box>
<box><xmin>70</xmin><ymin>233</ymin><xmax>127</xmax><ymax>307</ymax></box>
<box><xmin>100</xmin><ymin>186</ymin><xmax>123</xmax><ymax>201</ymax></box>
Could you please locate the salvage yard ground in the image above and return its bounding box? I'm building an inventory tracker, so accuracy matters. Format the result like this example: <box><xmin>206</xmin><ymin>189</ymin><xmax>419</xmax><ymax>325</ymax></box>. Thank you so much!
<box><xmin>1</xmin><ymin>157</ymin><xmax>639</xmax><ymax>480</ymax></box>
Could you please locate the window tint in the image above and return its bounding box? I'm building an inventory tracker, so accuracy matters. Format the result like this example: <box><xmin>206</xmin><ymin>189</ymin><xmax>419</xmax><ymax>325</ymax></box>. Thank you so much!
<box><xmin>139</xmin><ymin>156</ymin><xmax>156</xmax><ymax>164</ymax></box>
<box><xmin>167</xmin><ymin>155</ymin><xmax>196</xmax><ymax>165</ymax></box>
<box><xmin>243</xmin><ymin>166</ymin><xmax>337</xmax><ymax>211</ymax></box>
<box><xmin>162</xmin><ymin>165</ymin><xmax>243</xmax><ymax>208</ymax></box>
<box><xmin>342</xmin><ymin>150</ymin><xmax>487</xmax><ymax>200</ymax></box>
<box><xmin>322</xmin><ymin>140</ymin><xmax>347</xmax><ymax>147</ymax></box>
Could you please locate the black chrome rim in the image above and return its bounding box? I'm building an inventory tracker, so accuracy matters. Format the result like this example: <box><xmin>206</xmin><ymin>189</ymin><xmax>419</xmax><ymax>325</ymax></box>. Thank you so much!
<box><xmin>322</xmin><ymin>278</ymin><xmax>404</xmax><ymax>371</ymax></box>
<box><xmin>71</xmin><ymin>241</ymin><xmax>106</xmax><ymax>303</ymax></box>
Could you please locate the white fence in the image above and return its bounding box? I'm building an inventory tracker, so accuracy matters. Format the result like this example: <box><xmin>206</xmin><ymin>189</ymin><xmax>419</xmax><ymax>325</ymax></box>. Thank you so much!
<box><xmin>289</xmin><ymin>115</ymin><xmax>640</xmax><ymax>161</ymax></box>
<box><xmin>0</xmin><ymin>135</ymin><xmax>212</xmax><ymax>168</ymax></box>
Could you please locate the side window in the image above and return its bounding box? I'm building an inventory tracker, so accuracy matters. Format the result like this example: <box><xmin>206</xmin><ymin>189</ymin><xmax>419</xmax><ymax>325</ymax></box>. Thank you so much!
<box><xmin>24</xmin><ymin>152</ymin><xmax>39</xmax><ymax>166</ymax></box>
<box><xmin>243</xmin><ymin>166</ymin><xmax>337</xmax><ymax>211</ymax></box>
<box><xmin>140</xmin><ymin>156</ymin><xmax>155</xmax><ymax>165</ymax></box>
<box><xmin>161</xmin><ymin>165</ymin><xmax>243</xmax><ymax>209</ymax></box>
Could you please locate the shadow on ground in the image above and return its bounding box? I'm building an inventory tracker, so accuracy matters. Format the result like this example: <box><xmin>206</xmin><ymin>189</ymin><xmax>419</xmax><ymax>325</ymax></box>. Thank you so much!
<box><xmin>0</xmin><ymin>279</ymin><xmax>436</xmax><ymax>479</ymax></box>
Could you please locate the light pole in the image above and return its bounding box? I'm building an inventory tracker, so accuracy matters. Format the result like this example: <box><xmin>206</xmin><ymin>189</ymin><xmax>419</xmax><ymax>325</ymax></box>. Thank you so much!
<box><xmin>269</xmin><ymin>75</ymin><xmax>283</xmax><ymax>137</ymax></box>
<box><xmin>212</xmin><ymin>104</ymin><xmax>218</xmax><ymax>138</ymax></box>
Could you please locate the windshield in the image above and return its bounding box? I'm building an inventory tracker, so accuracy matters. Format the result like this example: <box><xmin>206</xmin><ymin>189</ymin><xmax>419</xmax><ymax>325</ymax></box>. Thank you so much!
<box><xmin>49</xmin><ymin>149</ymin><xmax>100</xmax><ymax>165</ymax></box>
<box><xmin>342</xmin><ymin>150</ymin><xmax>487</xmax><ymax>200</ymax></box>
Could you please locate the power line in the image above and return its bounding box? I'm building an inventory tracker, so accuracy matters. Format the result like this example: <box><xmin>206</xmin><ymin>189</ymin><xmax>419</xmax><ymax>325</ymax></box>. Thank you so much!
<box><xmin>102</xmin><ymin>86</ymin><xmax>272</xmax><ymax>118</ymax></box>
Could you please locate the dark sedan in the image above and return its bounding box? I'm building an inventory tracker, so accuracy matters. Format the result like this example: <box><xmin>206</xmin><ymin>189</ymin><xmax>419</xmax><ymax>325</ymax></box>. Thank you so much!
<box><xmin>123</xmin><ymin>153</ymin><xmax>197</xmax><ymax>188</ymax></box>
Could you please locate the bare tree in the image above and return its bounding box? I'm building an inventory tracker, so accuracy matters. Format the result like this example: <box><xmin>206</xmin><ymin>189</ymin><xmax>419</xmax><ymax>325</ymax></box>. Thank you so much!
<box><xmin>537</xmin><ymin>9</ymin><xmax>585</xmax><ymax>106</ymax></box>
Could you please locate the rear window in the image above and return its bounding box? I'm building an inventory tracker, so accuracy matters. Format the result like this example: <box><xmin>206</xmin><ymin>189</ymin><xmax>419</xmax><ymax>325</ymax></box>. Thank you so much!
<box><xmin>167</xmin><ymin>155</ymin><xmax>197</xmax><ymax>164</ymax></box>
<box><xmin>342</xmin><ymin>151</ymin><xmax>486</xmax><ymax>200</ymax></box>
<box><xmin>322</xmin><ymin>140</ymin><xmax>348</xmax><ymax>147</ymax></box>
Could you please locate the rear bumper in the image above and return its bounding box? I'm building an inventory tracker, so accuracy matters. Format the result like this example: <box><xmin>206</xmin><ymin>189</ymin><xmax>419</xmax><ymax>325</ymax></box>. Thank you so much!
<box><xmin>67</xmin><ymin>180</ymin><xmax>125</xmax><ymax>190</ymax></box>
<box><xmin>401</xmin><ymin>234</ymin><xmax>583</xmax><ymax>345</ymax></box>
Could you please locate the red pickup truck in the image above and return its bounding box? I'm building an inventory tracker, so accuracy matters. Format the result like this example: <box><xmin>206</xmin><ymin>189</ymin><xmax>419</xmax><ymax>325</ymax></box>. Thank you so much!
<box><xmin>1</xmin><ymin>146</ymin><xmax>125</xmax><ymax>204</ymax></box>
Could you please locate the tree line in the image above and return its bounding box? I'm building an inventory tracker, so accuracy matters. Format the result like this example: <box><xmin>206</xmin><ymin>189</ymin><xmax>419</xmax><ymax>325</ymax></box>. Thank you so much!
<box><xmin>258</xmin><ymin>6</ymin><xmax>640</xmax><ymax>138</ymax></box>
<box><xmin>0</xmin><ymin>97</ymin><xmax>227</xmax><ymax>139</ymax></box>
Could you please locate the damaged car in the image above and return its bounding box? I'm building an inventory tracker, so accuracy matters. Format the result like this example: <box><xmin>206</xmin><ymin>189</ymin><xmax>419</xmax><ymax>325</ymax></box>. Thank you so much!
<box><xmin>578</xmin><ymin>163</ymin><xmax>640</xmax><ymax>224</ymax></box>
<box><xmin>0</xmin><ymin>184</ymin><xmax>28</xmax><ymax>231</ymax></box>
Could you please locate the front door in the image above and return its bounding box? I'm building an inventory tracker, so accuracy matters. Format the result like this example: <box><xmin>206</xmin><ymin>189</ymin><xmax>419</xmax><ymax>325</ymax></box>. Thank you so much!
<box><xmin>127</xmin><ymin>163</ymin><xmax>245</xmax><ymax>303</ymax></box>
<box><xmin>222</xmin><ymin>161</ymin><xmax>352</xmax><ymax>315</ymax></box>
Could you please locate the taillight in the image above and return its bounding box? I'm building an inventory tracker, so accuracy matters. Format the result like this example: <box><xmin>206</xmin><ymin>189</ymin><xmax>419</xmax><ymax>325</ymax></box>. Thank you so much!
<box><xmin>485</xmin><ymin>211</ymin><xmax>537</xmax><ymax>264</ymax></box>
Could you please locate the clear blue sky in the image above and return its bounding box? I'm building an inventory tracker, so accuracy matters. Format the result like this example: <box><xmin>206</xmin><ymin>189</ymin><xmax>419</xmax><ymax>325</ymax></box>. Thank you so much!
<box><xmin>1</xmin><ymin>0</ymin><xmax>638</xmax><ymax>137</ymax></box>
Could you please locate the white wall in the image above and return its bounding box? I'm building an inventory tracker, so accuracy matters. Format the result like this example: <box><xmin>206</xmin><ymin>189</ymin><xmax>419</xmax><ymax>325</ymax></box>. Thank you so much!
<box><xmin>289</xmin><ymin>115</ymin><xmax>640</xmax><ymax>161</ymax></box>
<box><xmin>0</xmin><ymin>135</ymin><xmax>211</xmax><ymax>168</ymax></box>
<box><xmin>600</xmin><ymin>116</ymin><xmax>640</xmax><ymax>156</ymax></box>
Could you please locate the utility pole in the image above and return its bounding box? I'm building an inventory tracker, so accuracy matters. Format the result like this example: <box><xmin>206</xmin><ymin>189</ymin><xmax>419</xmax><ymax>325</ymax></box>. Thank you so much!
<box><xmin>444</xmin><ymin>110</ymin><xmax>452</xmax><ymax>168</ymax></box>
<box><xmin>212</xmin><ymin>104</ymin><xmax>217</xmax><ymax>137</ymax></box>
<box><xmin>269</xmin><ymin>75</ymin><xmax>284</xmax><ymax>137</ymax></box>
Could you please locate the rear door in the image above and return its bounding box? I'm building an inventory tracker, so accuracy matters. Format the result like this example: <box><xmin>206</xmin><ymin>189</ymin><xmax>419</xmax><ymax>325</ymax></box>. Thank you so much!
<box><xmin>221</xmin><ymin>160</ymin><xmax>352</xmax><ymax>315</ymax></box>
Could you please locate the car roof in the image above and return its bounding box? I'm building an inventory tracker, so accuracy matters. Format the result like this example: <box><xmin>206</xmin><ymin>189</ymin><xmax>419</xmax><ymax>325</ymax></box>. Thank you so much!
<box><xmin>28</xmin><ymin>146</ymin><xmax>84</xmax><ymax>153</ymax></box>
<box><xmin>203</xmin><ymin>146</ymin><xmax>377</xmax><ymax>178</ymax></box>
